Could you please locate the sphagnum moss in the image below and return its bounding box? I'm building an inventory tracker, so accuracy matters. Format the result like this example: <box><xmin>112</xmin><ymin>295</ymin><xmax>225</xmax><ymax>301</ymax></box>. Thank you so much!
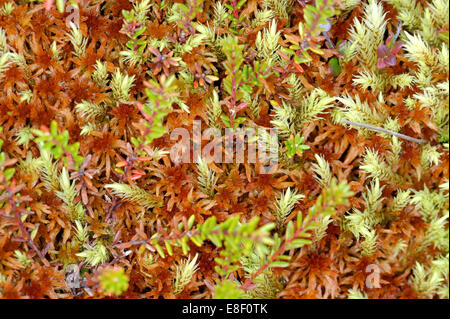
<box><xmin>0</xmin><ymin>0</ymin><xmax>447</xmax><ymax>299</ymax></box>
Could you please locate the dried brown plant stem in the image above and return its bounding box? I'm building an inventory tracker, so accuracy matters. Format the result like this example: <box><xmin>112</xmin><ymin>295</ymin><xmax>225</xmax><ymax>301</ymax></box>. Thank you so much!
<box><xmin>1</xmin><ymin>185</ymin><xmax>50</xmax><ymax>267</ymax></box>
<box><xmin>341</xmin><ymin>119</ymin><xmax>427</xmax><ymax>144</ymax></box>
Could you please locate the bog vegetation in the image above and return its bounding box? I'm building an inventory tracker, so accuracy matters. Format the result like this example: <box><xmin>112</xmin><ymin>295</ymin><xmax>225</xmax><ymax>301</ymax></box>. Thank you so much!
<box><xmin>0</xmin><ymin>0</ymin><xmax>448</xmax><ymax>299</ymax></box>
